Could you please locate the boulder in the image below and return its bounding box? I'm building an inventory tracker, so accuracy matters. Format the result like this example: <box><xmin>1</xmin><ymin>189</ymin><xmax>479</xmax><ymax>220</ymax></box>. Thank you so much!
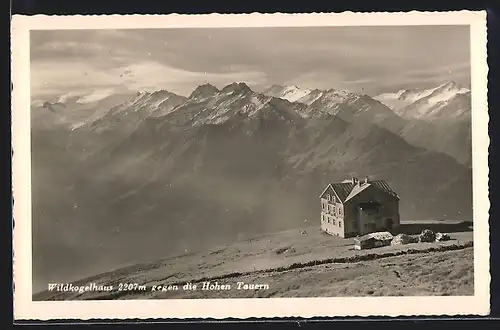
<box><xmin>391</xmin><ymin>233</ymin><xmax>411</xmax><ymax>245</ymax></box>
<box><xmin>419</xmin><ymin>229</ymin><xmax>436</xmax><ymax>242</ymax></box>
<box><xmin>408</xmin><ymin>235</ymin><xmax>420</xmax><ymax>243</ymax></box>
<box><xmin>435</xmin><ymin>232</ymin><xmax>451</xmax><ymax>242</ymax></box>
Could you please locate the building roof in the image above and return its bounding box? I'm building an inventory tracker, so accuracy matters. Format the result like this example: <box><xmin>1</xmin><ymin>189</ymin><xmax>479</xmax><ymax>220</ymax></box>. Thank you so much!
<box><xmin>330</xmin><ymin>182</ymin><xmax>356</xmax><ymax>201</ymax></box>
<box><xmin>321</xmin><ymin>179</ymin><xmax>399</xmax><ymax>203</ymax></box>
<box><xmin>355</xmin><ymin>231</ymin><xmax>394</xmax><ymax>242</ymax></box>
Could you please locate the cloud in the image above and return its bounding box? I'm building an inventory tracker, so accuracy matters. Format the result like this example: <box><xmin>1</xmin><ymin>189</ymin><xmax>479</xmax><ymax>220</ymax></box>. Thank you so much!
<box><xmin>76</xmin><ymin>88</ymin><xmax>121</xmax><ymax>104</ymax></box>
<box><xmin>284</xmin><ymin>72</ymin><xmax>347</xmax><ymax>91</ymax></box>
<box><xmin>285</xmin><ymin>72</ymin><xmax>385</xmax><ymax>94</ymax></box>
<box><xmin>32</xmin><ymin>40</ymin><xmax>136</xmax><ymax>66</ymax></box>
<box><xmin>284</xmin><ymin>60</ymin><xmax>470</xmax><ymax>95</ymax></box>
<box><xmin>57</xmin><ymin>91</ymin><xmax>89</xmax><ymax>103</ymax></box>
<box><xmin>31</xmin><ymin>59</ymin><xmax>269</xmax><ymax>99</ymax></box>
<box><xmin>403</xmin><ymin>62</ymin><xmax>470</xmax><ymax>80</ymax></box>
<box><xmin>116</xmin><ymin>61</ymin><xmax>269</xmax><ymax>95</ymax></box>
<box><xmin>36</xmin><ymin>41</ymin><xmax>110</xmax><ymax>53</ymax></box>
<box><xmin>30</xmin><ymin>26</ymin><xmax>470</xmax><ymax>99</ymax></box>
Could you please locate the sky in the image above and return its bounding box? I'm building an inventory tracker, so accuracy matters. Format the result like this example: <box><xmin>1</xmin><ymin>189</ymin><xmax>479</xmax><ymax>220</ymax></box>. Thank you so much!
<box><xmin>30</xmin><ymin>26</ymin><xmax>471</xmax><ymax>102</ymax></box>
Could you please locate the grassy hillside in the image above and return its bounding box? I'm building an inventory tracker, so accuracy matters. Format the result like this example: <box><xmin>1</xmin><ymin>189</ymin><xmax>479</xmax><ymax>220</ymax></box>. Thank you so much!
<box><xmin>33</xmin><ymin>221</ymin><xmax>473</xmax><ymax>300</ymax></box>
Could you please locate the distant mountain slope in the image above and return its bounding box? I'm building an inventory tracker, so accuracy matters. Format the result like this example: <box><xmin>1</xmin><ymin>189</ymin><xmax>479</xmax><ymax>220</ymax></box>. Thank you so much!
<box><xmin>31</xmin><ymin>81</ymin><xmax>473</xmax><ymax>293</ymax></box>
<box><xmin>374</xmin><ymin>81</ymin><xmax>471</xmax><ymax>120</ymax></box>
<box><xmin>399</xmin><ymin>118</ymin><xmax>472</xmax><ymax>166</ymax></box>
<box><xmin>374</xmin><ymin>81</ymin><xmax>472</xmax><ymax>166</ymax></box>
<box><xmin>59</xmin><ymin>89</ymin><xmax>188</xmax><ymax>158</ymax></box>
<box><xmin>31</xmin><ymin>92</ymin><xmax>138</xmax><ymax>131</ymax></box>
<box><xmin>262</xmin><ymin>83</ymin><xmax>471</xmax><ymax>166</ymax></box>
<box><xmin>263</xmin><ymin>84</ymin><xmax>407</xmax><ymax>132</ymax></box>
<box><xmin>263</xmin><ymin>84</ymin><xmax>314</xmax><ymax>102</ymax></box>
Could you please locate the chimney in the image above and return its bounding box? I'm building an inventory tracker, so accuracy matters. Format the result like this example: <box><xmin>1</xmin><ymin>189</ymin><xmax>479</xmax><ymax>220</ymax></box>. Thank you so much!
<box><xmin>364</xmin><ymin>176</ymin><xmax>369</xmax><ymax>184</ymax></box>
<box><xmin>352</xmin><ymin>177</ymin><xmax>358</xmax><ymax>184</ymax></box>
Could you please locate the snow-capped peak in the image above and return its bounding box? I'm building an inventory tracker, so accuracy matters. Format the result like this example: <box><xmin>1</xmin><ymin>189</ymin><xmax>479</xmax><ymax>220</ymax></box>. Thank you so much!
<box><xmin>189</xmin><ymin>83</ymin><xmax>220</xmax><ymax>100</ymax></box>
<box><xmin>433</xmin><ymin>81</ymin><xmax>470</xmax><ymax>95</ymax></box>
<box><xmin>220</xmin><ymin>82</ymin><xmax>252</xmax><ymax>95</ymax></box>
<box><xmin>373</xmin><ymin>81</ymin><xmax>471</xmax><ymax>119</ymax></box>
<box><xmin>375</xmin><ymin>81</ymin><xmax>469</xmax><ymax>107</ymax></box>
<box><xmin>281</xmin><ymin>86</ymin><xmax>312</xmax><ymax>102</ymax></box>
<box><xmin>263</xmin><ymin>84</ymin><xmax>313</xmax><ymax>103</ymax></box>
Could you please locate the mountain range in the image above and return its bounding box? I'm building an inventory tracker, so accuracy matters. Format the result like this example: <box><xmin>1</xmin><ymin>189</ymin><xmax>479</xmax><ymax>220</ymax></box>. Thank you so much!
<box><xmin>373</xmin><ymin>81</ymin><xmax>471</xmax><ymax>120</ymax></box>
<box><xmin>264</xmin><ymin>81</ymin><xmax>472</xmax><ymax>166</ymax></box>
<box><xmin>30</xmin><ymin>80</ymin><xmax>473</xmax><ymax>292</ymax></box>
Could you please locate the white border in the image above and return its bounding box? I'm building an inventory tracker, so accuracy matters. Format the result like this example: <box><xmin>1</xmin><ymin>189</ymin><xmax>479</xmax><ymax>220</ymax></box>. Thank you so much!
<box><xmin>11</xmin><ymin>11</ymin><xmax>490</xmax><ymax>320</ymax></box>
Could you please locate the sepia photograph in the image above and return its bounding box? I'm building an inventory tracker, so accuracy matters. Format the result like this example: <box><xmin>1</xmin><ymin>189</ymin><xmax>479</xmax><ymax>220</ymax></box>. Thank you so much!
<box><xmin>11</xmin><ymin>11</ymin><xmax>490</xmax><ymax>319</ymax></box>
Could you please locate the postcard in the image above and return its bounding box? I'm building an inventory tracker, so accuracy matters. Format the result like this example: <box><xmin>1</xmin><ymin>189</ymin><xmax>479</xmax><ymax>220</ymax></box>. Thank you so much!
<box><xmin>11</xmin><ymin>11</ymin><xmax>490</xmax><ymax>320</ymax></box>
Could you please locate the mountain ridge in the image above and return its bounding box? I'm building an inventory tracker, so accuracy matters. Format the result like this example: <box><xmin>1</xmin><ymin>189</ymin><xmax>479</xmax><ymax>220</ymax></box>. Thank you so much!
<box><xmin>373</xmin><ymin>81</ymin><xmax>471</xmax><ymax>120</ymax></box>
<box><xmin>372</xmin><ymin>81</ymin><xmax>472</xmax><ymax>166</ymax></box>
<box><xmin>33</xmin><ymin>81</ymin><xmax>472</xmax><ymax>166</ymax></box>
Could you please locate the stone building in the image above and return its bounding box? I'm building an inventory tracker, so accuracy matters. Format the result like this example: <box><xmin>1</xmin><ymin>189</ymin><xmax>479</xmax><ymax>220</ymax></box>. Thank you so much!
<box><xmin>319</xmin><ymin>177</ymin><xmax>400</xmax><ymax>238</ymax></box>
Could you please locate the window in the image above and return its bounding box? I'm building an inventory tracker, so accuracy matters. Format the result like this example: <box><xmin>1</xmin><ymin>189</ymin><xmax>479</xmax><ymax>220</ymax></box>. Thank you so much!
<box><xmin>339</xmin><ymin>221</ymin><xmax>342</xmax><ymax>228</ymax></box>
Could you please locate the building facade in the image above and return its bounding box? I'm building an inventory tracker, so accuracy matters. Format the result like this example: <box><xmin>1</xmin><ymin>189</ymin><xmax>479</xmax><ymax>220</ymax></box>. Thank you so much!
<box><xmin>320</xmin><ymin>177</ymin><xmax>400</xmax><ymax>238</ymax></box>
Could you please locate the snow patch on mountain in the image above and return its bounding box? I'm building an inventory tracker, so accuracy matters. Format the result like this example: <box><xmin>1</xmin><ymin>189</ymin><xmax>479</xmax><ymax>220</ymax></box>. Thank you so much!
<box><xmin>374</xmin><ymin>81</ymin><xmax>471</xmax><ymax>119</ymax></box>
<box><xmin>119</xmin><ymin>90</ymin><xmax>188</xmax><ymax>117</ymax></box>
<box><xmin>157</xmin><ymin>82</ymin><xmax>308</xmax><ymax>128</ymax></box>
<box><xmin>425</xmin><ymin>83</ymin><xmax>470</xmax><ymax>105</ymax></box>
<box><xmin>295</xmin><ymin>89</ymin><xmax>324</xmax><ymax>105</ymax></box>
<box><xmin>263</xmin><ymin>84</ymin><xmax>313</xmax><ymax>103</ymax></box>
<box><xmin>280</xmin><ymin>86</ymin><xmax>313</xmax><ymax>102</ymax></box>
<box><xmin>319</xmin><ymin>89</ymin><xmax>355</xmax><ymax>104</ymax></box>
<box><xmin>189</xmin><ymin>83</ymin><xmax>220</xmax><ymax>100</ymax></box>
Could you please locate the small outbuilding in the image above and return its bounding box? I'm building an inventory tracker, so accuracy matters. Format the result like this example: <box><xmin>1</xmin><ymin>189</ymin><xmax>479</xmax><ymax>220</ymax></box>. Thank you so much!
<box><xmin>353</xmin><ymin>231</ymin><xmax>394</xmax><ymax>250</ymax></box>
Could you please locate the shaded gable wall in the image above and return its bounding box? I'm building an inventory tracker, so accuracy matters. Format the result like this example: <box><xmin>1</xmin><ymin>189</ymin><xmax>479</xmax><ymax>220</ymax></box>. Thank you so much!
<box><xmin>344</xmin><ymin>185</ymin><xmax>400</xmax><ymax>236</ymax></box>
<box><xmin>320</xmin><ymin>185</ymin><xmax>345</xmax><ymax>237</ymax></box>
